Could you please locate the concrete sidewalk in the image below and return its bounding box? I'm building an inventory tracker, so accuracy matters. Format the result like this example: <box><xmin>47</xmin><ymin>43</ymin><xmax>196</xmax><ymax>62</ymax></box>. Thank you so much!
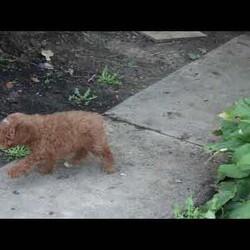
<box><xmin>1</xmin><ymin>33</ymin><xmax>250</xmax><ymax>218</ymax></box>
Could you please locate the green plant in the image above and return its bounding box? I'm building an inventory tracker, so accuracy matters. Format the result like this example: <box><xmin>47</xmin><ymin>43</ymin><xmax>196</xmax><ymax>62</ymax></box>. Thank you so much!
<box><xmin>174</xmin><ymin>96</ymin><xmax>250</xmax><ymax>219</ymax></box>
<box><xmin>187</xmin><ymin>52</ymin><xmax>200</xmax><ymax>60</ymax></box>
<box><xmin>97</xmin><ymin>65</ymin><xmax>121</xmax><ymax>85</ymax></box>
<box><xmin>134</xmin><ymin>83</ymin><xmax>146</xmax><ymax>89</ymax></box>
<box><xmin>204</xmin><ymin>96</ymin><xmax>250</xmax><ymax>218</ymax></box>
<box><xmin>69</xmin><ymin>87</ymin><xmax>97</xmax><ymax>106</ymax></box>
<box><xmin>2</xmin><ymin>145</ymin><xmax>29</xmax><ymax>160</ymax></box>
<box><xmin>44</xmin><ymin>78</ymin><xmax>51</xmax><ymax>88</ymax></box>
<box><xmin>173</xmin><ymin>197</ymin><xmax>215</xmax><ymax>219</ymax></box>
<box><xmin>127</xmin><ymin>60</ymin><xmax>137</xmax><ymax>68</ymax></box>
<box><xmin>0</xmin><ymin>55</ymin><xmax>9</xmax><ymax>68</ymax></box>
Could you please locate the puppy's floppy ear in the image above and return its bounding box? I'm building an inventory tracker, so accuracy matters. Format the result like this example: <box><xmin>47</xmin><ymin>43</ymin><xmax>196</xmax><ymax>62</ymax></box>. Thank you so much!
<box><xmin>2</xmin><ymin>113</ymin><xmax>23</xmax><ymax>147</ymax></box>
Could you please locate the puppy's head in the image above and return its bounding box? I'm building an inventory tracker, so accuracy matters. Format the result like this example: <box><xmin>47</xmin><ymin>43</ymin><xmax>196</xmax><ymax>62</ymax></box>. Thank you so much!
<box><xmin>0</xmin><ymin>113</ymin><xmax>29</xmax><ymax>149</ymax></box>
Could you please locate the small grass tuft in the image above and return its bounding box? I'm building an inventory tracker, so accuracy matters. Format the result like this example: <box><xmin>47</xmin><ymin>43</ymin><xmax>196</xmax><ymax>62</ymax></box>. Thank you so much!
<box><xmin>0</xmin><ymin>55</ymin><xmax>9</xmax><ymax>68</ymax></box>
<box><xmin>2</xmin><ymin>145</ymin><xmax>30</xmax><ymax>161</ymax></box>
<box><xmin>69</xmin><ymin>87</ymin><xmax>97</xmax><ymax>106</ymax></box>
<box><xmin>44</xmin><ymin>78</ymin><xmax>51</xmax><ymax>88</ymax></box>
<box><xmin>97</xmin><ymin>65</ymin><xmax>121</xmax><ymax>86</ymax></box>
<box><xmin>173</xmin><ymin>197</ymin><xmax>215</xmax><ymax>219</ymax></box>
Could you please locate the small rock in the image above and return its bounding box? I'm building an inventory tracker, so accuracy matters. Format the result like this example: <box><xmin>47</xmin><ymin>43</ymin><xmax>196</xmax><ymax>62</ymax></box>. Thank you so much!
<box><xmin>31</xmin><ymin>77</ymin><xmax>40</xmax><ymax>83</ymax></box>
<box><xmin>120</xmin><ymin>173</ymin><xmax>126</xmax><ymax>176</ymax></box>
<box><xmin>10</xmin><ymin>207</ymin><xmax>16</xmax><ymax>211</ymax></box>
<box><xmin>175</xmin><ymin>179</ymin><xmax>182</xmax><ymax>183</ymax></box>
<box><xmin>6</xmin><ymin>82</ymin><xmax>14</xmax><ymax>89</ymax></box>
<box><xmin>198</xmin><ymin>48</ymin><xmax>207</xmax><ymax>54</ymax></box>
<box><xmin>41</xmin><ymin>49</ymin><xmax>54</xmax><ymax>61</ymax></box>
<box><xmin>68</xmin><ymin>69</ymin><xmax>74</xmax><ymax>76</ymax></box>
<box><xmin>43</xmin><ymin>63</ymin><xmax>54</xmax><ymax>70</ymax></box>
<box><xmin>57</xmin><ymin>174</ymin><xmax>70</xmax><ymax>180</ymax></box>
<box><xmin>39</xmin><ymin>63</ymin><xmax>54</xmax><ymax>70</ymax></box>
<box><xmin>12</xmin><ymin>190</ymin><xmax>20</xmax><ymax>195</ymax></box>
<box><xmin>49</xmin><ymin>211</ymin><xmax>54</xmax><ymax>215</ymax></box>
<box><xmin>64</xmin><ymin>162</ymin><xmax>72</xmax><ymax>168</ymax></box>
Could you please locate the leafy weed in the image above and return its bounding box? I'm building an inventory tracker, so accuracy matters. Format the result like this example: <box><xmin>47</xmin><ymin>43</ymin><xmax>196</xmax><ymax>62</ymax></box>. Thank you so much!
<box><xmin>97</xmin><ymin>65</ymin><xmax>121</xmax><ymax>86</ymax></box>
<box><xmin>2</xmin><ymin>146</ymin><xmax>29</xmax><ymax>161</ymax></box>
<box><xmin>69</xmin><ymin>87</ymin><xmax>97</xmax><ymax>106</ymax></box>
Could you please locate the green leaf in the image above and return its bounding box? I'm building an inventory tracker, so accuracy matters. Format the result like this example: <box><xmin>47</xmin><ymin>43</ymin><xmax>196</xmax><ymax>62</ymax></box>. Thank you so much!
<box><xmin>218</xmin><ymin>164</ymin><xmax>250</xmax><ymax>178</ymax></box>
<box><xmin>212</xmin><ymin>129</ymin><xmax>223</xmax><ymax>136</ymax></box>
<box><xmin>204</xmin><ymin>210</ymin><xmax>216</xmax><ymax>219</ymax></box>
<box><xmin>204</xmin><ymin>182</ymin><xmax>237</xmax><ymax>212</ymax></box>
<box><xmin>83</xmin><ymin>88</ymin><xmax>91</xmax><ymax>99</ymax></box>
<box><xmin>205</xmin><ymin>138</ymin><xmax>245</xmax><ymax>152</ymax></box>
<box><xmin>224</xmin><ymin>200</ymin><xmax>250</xmax><ymax>218</ymax></box>
<box><xmin>187</xmin><ymin>52</ymin><xmax>200</xmax><ymax>60</ymax></box>
<box><xmin>220</xmin><ymin>120</ymin><xmax>239</xmax><ymax>140</ymax></box>
<box><xmin>74</xmin><ymin>88</ymin><xmax>80</xmax><ymax>95</ymax></box>
<box><xmin>235</xmin><ymin>121</ymin><xmax>250</xmax><ymax>142</ymax></box>
<box><xmin>234</xmin><ymin>144</ymin><xmax>250</xmax><ymax>165</ymax></box>
<box><xmin>232</xmin><ymin>177</ymin><xmax>250</xmax><ymax>201</ymax></box>
<box><xmin>219</xmin><ymin>97</ymin><xmax>250</xmax><ymax>121</ymax></box>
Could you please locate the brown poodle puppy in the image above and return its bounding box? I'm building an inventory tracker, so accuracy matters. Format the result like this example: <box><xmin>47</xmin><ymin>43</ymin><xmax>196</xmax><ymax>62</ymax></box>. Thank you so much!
<box><xmin>0</xmin><ymin>111</ymin><xmax>115</xmax><ymax>178</ymax></box>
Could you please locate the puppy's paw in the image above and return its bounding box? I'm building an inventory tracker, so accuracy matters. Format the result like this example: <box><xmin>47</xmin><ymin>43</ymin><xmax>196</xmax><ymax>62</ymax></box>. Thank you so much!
<box><xmin>6</xmin><ymin>168</ymin><xmax>23</xmax><ymax>178</ymax></box>
<box><xmin>104</xmin><ymin>166</ymin><xmax>116</xmax><ymax>174</ymax></box>
<box><xmin>37</xmin><ymin>167</ymin><xmax>53</xmax><ymax>175</ymax></box>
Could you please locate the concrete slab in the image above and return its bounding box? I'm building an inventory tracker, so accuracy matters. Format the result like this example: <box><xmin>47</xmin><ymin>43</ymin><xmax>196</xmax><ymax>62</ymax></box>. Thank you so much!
<box><xmin>141</xmin><ymin>31</ymin><xmax>207</xmax><ymax>41</ymax></box>
<box><xmin>106</xmin><ymin>34</ymin><xmax>250</xmax><ymax>145</ymax></box>
<box><xmin>0</xmin><ymin>120</ymin><xmax>215</xmax><ymax>218</ymax></box>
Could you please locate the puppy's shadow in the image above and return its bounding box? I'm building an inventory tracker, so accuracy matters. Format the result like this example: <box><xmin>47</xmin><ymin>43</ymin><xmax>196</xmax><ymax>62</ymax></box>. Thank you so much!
<box><xmin>0</xmin><ymin>158</ymin><xmax>105</xmax><ymax>189</ymax></box>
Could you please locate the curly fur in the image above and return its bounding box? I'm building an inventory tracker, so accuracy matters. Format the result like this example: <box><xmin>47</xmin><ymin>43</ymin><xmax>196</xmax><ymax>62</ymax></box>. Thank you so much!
<box><xmin>0</xmin><ymin>111</ymin><xmax>115</xmax><ymax>178</ymax></box>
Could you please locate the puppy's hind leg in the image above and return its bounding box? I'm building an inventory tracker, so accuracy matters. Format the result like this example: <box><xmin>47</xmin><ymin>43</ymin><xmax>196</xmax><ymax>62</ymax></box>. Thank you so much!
<box><xmin>38</xmin><ymin>156</ymin><xmax>56</xmax><ymax>175</ymax></box>
<box><xmin>92</xmin><ymin>143</ymin><xmax>115</xmax><ymax>174</ymax></box>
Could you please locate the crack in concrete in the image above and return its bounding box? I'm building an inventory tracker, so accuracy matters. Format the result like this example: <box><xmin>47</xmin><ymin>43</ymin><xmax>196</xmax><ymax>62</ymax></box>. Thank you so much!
<box><xmin>104</xmin><ymin>114</ymin><xmax>203</xmax><ymax>148</ymax></box>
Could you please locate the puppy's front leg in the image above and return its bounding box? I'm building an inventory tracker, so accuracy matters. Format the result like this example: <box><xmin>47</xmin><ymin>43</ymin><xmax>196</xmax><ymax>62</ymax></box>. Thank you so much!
<box><xmin>7</xmin><ymin>155</ymin><xmax>40</xmax><ymax>178</ymax></box>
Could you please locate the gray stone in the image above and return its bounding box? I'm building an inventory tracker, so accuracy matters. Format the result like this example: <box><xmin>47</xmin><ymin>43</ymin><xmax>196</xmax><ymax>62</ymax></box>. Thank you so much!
<box><xmin>141</xmin><ymin>31</ymin><xmax>207</xmax><ymax>41</ymax></box>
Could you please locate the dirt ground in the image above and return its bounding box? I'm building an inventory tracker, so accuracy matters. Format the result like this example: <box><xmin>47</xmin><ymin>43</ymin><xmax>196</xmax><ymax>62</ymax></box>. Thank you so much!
<box><xmin>0</xmin><ymin>31</ymin><xmax>243</xmax><ymax>164</ymax></box>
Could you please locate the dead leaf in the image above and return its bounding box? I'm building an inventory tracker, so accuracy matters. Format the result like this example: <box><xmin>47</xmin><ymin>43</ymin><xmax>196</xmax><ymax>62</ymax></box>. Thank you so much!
<box><xmin>31</xmin><ymin>77</ymin><xmax>40</xmax><ymax>83</ymax></box>
<box><xmin>6</xmin><ymin>82</ymin><xmax>14</xmax><ymax>89</ymax></box>
<box><xmin>41</xmin><ymin>49</ymin><xmax>54</xmax><ymax>61</ymax></box>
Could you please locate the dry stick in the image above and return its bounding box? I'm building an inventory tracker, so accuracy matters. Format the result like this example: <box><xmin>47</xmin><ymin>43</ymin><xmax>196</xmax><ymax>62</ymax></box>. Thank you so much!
<box><xmin>87</xmin><ymin>74</ymin><xmax>96</xmax><ymax>82</ymax></box>
<box><xmin>204</xmin><ymin>151</ymin><xmax>221</xmax><ymax>165</ymax></box>
<box><xmin>1</xmin><ymin>52</ymin><xmax>39</xmax><ymax>67</ymax></box>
